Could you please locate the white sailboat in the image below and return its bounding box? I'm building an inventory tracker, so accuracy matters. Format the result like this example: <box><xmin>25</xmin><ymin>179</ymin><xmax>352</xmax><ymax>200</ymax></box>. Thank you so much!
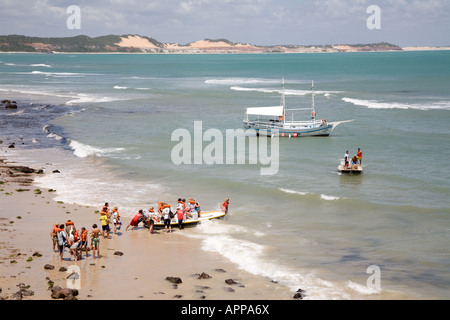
<box><xmin>243</xmin><ymin>79</ymin><xmax>353</xmax><ymax>137</ymax></box>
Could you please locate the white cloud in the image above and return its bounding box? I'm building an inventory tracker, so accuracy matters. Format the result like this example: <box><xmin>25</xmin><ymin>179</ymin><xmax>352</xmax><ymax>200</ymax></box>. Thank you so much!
<box><xmin>0</xmin><ymin>0</ymin><xmax>448</xmax><ymax>46</ymax></box>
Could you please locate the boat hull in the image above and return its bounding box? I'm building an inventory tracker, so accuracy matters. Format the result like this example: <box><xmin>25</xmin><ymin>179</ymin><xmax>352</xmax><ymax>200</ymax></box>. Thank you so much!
<box><xmin>244</xmin><ymin>122</ymin><xmax>334</xmax><ymax>137</ymax></box>
<box><xmin>337</xmin><ymin>164</ymin><xmax>363</xmax><ymax>174</ymax></box>
<box><xmin>149</xmin><ymin>210</ymin><xmax>227</xmax><ymax>229</ymax></box>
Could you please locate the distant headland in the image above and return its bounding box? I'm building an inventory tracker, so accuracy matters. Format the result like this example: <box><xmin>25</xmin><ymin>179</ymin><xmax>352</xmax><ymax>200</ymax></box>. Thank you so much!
<box><xmin>0</xmin><ymin>34</ymin><xmax>445</xmax><ymax>54</ymax></box>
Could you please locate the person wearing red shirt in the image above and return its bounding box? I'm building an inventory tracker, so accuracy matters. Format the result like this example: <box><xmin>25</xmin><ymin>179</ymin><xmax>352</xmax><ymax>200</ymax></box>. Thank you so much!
<box><xmin>356</xmin><ymin>148</ymin><xmax>363</xmax><ymax>165</ymax></box>
<box><xmin>221</xmin><ymin>197</ymin><xmax>229</xmax><ymax>214</ymax></box>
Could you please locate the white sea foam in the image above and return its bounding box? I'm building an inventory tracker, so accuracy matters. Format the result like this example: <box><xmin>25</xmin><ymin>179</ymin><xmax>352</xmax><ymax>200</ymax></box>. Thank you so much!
<box><xmin>113</xmin><ymin>85</ymin><xmax>129</xmax><ymax>90</ymax></box>
<box><xmin>342</xmin><ymin>97</ymin><xmax>450</xmax><ymax>110</ymax></box>
<box><xmin>5</xmin><ymin>109</ymin><xmax>25</xmax><ymax>116</ymax></box>
<box><xmin>186</xmin><ymin>220</ymin><xmax>352</xmax><ymax>299</ymax></box>
<box><xmin>30</xmin><ymin>64</ymin><xmax>51</xmax><ymax>68</ymax></box>
<box><xmin>205</xmin><ymin>78</ymin><xmax>276</xmax><ymax>85</ymax></box>
<box><xmin>279</xmin><ymin>188</ymin><xmax>309</xmax><ymax>196</ymax></box>
<box><xmin>69</xmin><ymin>140</ymin><xmax>125</xmax><ymax>158</ymax></box>
<box><xmin>30</xmin><ymin>70</ymin><xmax>85</xmax><ymax>77</ymax></box>
<box><xmin>320</xmin><ymin>194</ymin><xmax>340</xmax><ymax>201</ymax></box>
<box><xmin>32</xmin><ymin>159</ymin><xmax>169</xmax><ymax>213</ymax></box>
<box><xmin>47</xmin><ymin>132</ymin><xmax>64</xmax><ymax>141</ymax></box>
<box><xmin>65</xmin><ymin>94</ymin><xmax>121</xmax><ymax>105</ymax></box>
<box><xmin>346</xmin><ymin>281</ymin><xmax>381</xmax><ymax>295</ymax></box>
<box><xmin>231</xmin><ymin>86</ymin><xmax>340</xmax><ymax>97</ymax></box>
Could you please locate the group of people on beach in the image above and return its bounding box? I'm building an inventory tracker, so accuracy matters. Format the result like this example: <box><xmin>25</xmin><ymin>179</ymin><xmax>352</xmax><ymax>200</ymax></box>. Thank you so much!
<box><xmin>51</xmin><ymin>197</ymin><xmax>229</xmax><ymax>262</ymax></box>
<box><xmin>51</xmin><ymin>220</ymin><xmax>101</xmax><ymax>262</ymax></box>
<box><xmin>344</xmin><ymin>148</ymin><xmax>363</xmax><ymax>169</ymax></box>
<box><xmin>51</xmin><ymin>202</ymin><xmax>121</xmax><ymax>262</ymax></box>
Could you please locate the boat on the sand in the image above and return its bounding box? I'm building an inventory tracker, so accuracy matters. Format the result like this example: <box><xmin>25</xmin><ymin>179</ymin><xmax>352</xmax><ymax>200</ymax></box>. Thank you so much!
<box><xmin>146</xmin><ymin>210</ymin><xmax>227</xmax><ymax>229</ymax></box>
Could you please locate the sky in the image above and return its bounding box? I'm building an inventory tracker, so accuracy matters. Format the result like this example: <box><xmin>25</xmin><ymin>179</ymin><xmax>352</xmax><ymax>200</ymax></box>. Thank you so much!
<box><xmin>0</xmin><ymin>0</ymin><xmax>449</xmax><ymax>46</ymax></box>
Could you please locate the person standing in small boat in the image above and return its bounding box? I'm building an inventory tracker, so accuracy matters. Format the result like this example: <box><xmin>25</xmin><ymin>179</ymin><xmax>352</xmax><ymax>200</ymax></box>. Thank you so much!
<box><xmin>356</xmin><ymin>148</ymin><xmax>363</xmax><ymax>165</ymax></box>
<box><xmin>195</xmin><ymin>202</ymin><xmax>201</xmax><ymax>216</ymax></box>
<box><xmin>351</xmin><ymin>156</ymin><xmax>358</xmax><ymax>169</ymax></box>
<box><xmin>344</xmin><ymin>151</ymin><xmax>350</xmax><ymax>169</ymax></box>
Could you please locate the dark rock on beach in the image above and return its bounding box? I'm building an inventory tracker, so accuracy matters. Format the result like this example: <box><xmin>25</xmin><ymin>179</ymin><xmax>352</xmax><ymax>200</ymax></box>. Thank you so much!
<box><xmin>1</xmin><ymin>100</ymin><xmax>18</xmax><ymax>109</ymax></box>
<box><xmin>113</xmin><ymin>251</ymin><xmax>123</xmax><ymax>256</ymax></box>
<box><xmin>197</xmin><ymin>272</ymin><xmax>212</xmax><ymax>279</ymax></box>
<box><xmin>50</xmin><ymin>286</ymin><xmax>79</xmax><ymax>300</ymax></box>
<box><xmin>293</xmin><ymin>288</ymin><xmax>306</xmax><ymax>299</ymax></box>
<box><xmin>165</xmin><ymin>276</ymin><xmax>182</xmax><ymax>284</ymax></box>
<box><xmin>44</xmin><ymin>264</ymin><xmax>55</xmax><ymax>270</ymax></box>
<box><xmin>225</xmin><ymin>278</ymin><xmax>238</xmax><ymax>285</ymax></box>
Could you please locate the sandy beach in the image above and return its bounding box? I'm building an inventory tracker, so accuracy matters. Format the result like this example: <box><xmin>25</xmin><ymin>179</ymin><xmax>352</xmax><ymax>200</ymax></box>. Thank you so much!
<box><xmin>0</xmin><ymin>143</ymin><xmax>296</xmax><ymax>301</ymax></box>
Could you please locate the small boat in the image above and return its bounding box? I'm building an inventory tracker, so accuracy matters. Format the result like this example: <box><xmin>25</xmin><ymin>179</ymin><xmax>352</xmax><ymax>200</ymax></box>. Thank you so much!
<box><xmin>243</xmin><ymin>79</ymin><xmax>353</xmax><ymax>137</ymax></box>
<box><xmin>150</xmin><ymin>210</ymin><xmax>227</xmax><ymax>229</ymax></box>
<box><xmin>337</xmin><ymin>160</ymin><xmax>363</xmax><ymax>174</ymax></box>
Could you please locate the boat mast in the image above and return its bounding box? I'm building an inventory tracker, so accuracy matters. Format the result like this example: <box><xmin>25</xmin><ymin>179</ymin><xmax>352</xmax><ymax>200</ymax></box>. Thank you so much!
<box><xmin>281</xmin><ymin>78</ymin><xmax>286</xmax><ymax>122</ymax></box>
<box><xmin>311</xmin><ymin>80</ymin><xmax>316</xmax><ymax>120</ymax></box>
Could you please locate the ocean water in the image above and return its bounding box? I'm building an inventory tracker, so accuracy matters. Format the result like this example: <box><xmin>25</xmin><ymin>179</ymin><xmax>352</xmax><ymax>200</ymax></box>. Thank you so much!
<box><xmin>1</xmin><ymin>51</ymin><xmax>449</xmax><ymax>299</ymax></box>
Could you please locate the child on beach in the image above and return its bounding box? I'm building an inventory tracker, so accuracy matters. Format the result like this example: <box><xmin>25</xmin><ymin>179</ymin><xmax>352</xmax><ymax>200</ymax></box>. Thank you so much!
<box><xmin>111</xmin><ymin>206</ymin><xmax>121</xmax><ymax>234</ymax></box>
<box><xmin>90</xmin><ymin>224</ymin><xmax>101</xmax><ymax>260</ymax></box>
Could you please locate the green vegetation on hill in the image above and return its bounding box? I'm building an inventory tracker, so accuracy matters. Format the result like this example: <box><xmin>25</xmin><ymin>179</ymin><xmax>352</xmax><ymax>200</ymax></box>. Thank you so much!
<box><xmin>0</xmin><ymin>34</ymin><xmax>403</xmax><ymax>53</ymax></box>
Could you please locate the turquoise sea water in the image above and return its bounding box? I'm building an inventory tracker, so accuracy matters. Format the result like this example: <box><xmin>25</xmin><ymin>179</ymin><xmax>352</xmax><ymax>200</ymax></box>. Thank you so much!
<box><xmin>1</xmin><ymin>51</ymin><xmax>449</xmax><ymax>299</ymax></box>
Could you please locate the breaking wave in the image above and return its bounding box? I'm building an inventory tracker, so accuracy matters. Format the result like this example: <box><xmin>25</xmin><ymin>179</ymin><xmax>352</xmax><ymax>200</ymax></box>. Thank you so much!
<box><xmin>342</xmin><ymin>98</ymin><xmax>450</xmax><ymax>110</ymax></box>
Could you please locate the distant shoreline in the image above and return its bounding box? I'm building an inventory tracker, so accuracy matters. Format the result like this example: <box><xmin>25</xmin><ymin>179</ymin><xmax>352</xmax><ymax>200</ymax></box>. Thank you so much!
<box><xmin>1</xmin><ymin>48</ymin><xmax>449</xmax><ymax>55</ymax></box>
<box><xmin>401</xmin><ymin>46</ymin><xmax>450</xmax><ymax>51</ymax></box>
<box><xmin>1</xmin><ymin>34</ymin><xmax>449</xmax><ymax>54</ymax></box>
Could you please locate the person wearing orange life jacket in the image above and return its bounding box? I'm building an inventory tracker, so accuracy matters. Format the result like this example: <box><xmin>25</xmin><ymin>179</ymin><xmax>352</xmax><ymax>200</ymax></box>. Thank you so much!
<box><xmin>69</xmin><ymin>228</ymin><xmax>81</xmax><ymax>261</ymax></box>
<box><xmin>65</xmin><ymin>220</ymin><xmax>75</xmax><ymax>240</ymax></box>
<box><xmin>158</xmin><ymin>201</ymin><xmax>170</xmax><ymax>214</ymax></box>
<box><xmin>101</xmin><ymin>202</ymin><xmax>110</xmax><ymax>215</ymax></box>
<box><xmin>51</xmin><ymin>223</ymin><xmax>62</xmax><ymax>254</ymax></box>
<box><xmin>147</xmin><ymin>207</ymin><xmax>159</xmax><ymax>234</ymax></box>
<box><xmin>78</xmin><ymin>227</ymin><xmax>89</xmax><ymax>260</ymax></box>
